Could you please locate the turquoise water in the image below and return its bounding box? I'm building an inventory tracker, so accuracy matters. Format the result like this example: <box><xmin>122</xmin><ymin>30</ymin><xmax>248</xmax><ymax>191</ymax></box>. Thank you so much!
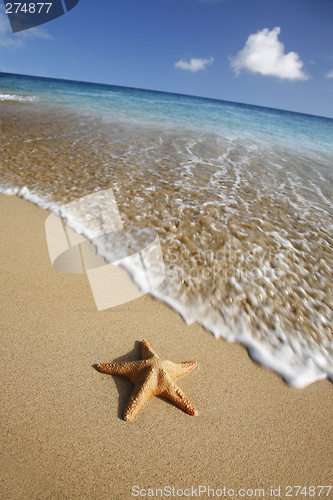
<box><xmin>1</xmin><ymin>72</ymin><xmax>333</xmax><ymax>387</ymax></box>
<box><xmin>1</xmin><ymin>72</ymin><xmax>333</xmax><ymax>155</ymax></box>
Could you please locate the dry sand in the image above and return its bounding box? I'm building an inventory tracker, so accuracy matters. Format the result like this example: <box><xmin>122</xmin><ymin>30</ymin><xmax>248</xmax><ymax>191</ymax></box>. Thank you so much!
<box><xmin>1</xmin><ymin>193</ymin><xmax>332</xmax><ymax>500</ymax></box>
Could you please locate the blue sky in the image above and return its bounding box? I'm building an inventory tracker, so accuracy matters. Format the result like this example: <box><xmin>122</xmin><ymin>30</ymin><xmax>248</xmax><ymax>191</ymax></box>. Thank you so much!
<box><xmin>1</xmin><ymin>0</ymin><xmax>333</xmax><ymax>118</ymax></box>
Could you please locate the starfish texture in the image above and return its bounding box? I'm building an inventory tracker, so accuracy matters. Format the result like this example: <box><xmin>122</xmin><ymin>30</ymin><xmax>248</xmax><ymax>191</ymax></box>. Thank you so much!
<box><xmin>97</xmin><ymin>339</ymin><xmax>198</xmax><ymax>421</ymax></box>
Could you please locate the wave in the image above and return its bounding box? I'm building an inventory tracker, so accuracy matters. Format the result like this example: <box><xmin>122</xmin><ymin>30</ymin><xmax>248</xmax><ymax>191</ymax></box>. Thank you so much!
<box><xmin>0</xmin><ymin>93</ymin><xmax>37</xmax><ymax>102</ymax></box>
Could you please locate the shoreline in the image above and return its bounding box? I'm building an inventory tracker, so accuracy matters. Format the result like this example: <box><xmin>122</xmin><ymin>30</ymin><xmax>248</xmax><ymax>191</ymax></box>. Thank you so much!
<box><xmin>1</xmin><ymin>192</ymin><xmax>332</xmax><ymax>499</ymax></box>
<box><xmin>1</xmin><ymin>99</ymin><xmax>333</xmax><ymax>389</ymax></box>
<box><xmin>2</xmin><ymin>179</ymin><xmax>332</xmax><ymax>388</ymax></box>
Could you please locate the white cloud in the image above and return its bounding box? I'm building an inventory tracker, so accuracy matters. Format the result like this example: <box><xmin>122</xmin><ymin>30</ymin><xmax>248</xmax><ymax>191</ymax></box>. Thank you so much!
<box><xmin>325</xmin><ymin>69</ymin><xmax>333</xmax><ymax>79</ymax></box>
<box><xmin>174</xmin><ymin>56</ymin><xmax>214</xmax><ymax>72</ymax></box>
<box><xmin>229</xmin><ymin>27</ymin><xmax>309</xmax><ymax>81</ymax></box>
<box><xmin>0</xmin><ymin>8</ymin><xmax>51</xmax><ymax>48</ymax></box>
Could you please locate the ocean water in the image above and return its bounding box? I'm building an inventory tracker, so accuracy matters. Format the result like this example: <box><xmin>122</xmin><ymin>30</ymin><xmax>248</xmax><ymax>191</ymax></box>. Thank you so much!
<box><xmin>1</xmin><ymin>72</ymin><xmax>333</xmax><ymax>387</ymax></box>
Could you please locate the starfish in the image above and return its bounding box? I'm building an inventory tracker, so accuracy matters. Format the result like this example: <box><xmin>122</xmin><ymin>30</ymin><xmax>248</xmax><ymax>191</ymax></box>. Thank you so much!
<box><xmin>97</xmin><ymin>339</ymin><xmax>198</xmax><ymax>421</ymax></box>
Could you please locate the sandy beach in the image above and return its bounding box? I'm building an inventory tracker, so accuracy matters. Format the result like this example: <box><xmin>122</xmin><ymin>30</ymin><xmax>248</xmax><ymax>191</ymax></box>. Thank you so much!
<box><xmin>0</xmin><ymin>192</ymin><xmax>332</xmax><ymax>500</ymax></box>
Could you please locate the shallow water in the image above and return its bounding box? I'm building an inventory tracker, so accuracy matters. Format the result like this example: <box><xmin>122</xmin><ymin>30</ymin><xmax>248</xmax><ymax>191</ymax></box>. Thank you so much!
<box><xmin>1</xmin><ymin>73</ymin><xmax>333</xmax><ymax>387</ymax></box>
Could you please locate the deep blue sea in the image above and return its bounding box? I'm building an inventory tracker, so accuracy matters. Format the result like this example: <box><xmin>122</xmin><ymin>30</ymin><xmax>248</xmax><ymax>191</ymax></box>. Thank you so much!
<box><xmin>1</xmin><ymin>72</ymin><xmax>333</xmax><ymax>387</ymax></box>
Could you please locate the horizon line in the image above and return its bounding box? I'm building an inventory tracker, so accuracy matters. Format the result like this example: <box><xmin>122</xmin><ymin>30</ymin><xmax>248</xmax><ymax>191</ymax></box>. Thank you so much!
<box><xmin>1</xmin><ymin>70</ymin><xmax>333</xmax><ymax>121</ymax></box>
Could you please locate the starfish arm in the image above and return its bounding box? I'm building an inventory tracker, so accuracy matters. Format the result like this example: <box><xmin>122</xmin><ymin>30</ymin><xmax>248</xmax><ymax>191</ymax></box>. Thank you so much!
<box><xmin>123</xmin><ymin>377</ymin><xmax>154</xmax><ymax>421</ymax></box>
<box><xmin>97</xmin><ymin>360</ymin><xmax>145</xmax><ymax>377</ymax></box>
<box><xmin>140</xmin><ymin>339</ymin><xmax>158</xmax><ymax>360</ymax></box>
<box><xmin>161</xmin><ymin>379</ymin><xmax>197</xmax><ymax>416</ymax></box>
<box><xmin>163</xmin><ymin>360</ymin><xmax>197</xmax><ymax>380</ymax></box>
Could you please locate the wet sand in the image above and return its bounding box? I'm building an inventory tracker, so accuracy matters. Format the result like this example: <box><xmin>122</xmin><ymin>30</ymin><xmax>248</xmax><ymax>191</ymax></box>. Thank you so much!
<box><xmin>1</xmin><ymin>192</ymin><xmax>332</xmax><ymax>500</ymax></box>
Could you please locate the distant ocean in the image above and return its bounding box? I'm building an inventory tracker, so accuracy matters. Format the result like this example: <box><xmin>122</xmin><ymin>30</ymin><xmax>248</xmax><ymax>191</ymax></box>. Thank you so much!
<box><xmin>1</xmin><ymin>72</ymin><xmax>333</xmax><ymax>387</ymax></box>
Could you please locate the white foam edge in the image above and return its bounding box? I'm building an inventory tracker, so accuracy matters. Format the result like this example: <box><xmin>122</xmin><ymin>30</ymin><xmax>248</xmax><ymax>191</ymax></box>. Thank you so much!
<box><xmin>0</xmin><ymin>185</ymin><xmax>62</xmax><ymax>212</ymax></box>
<box><xmin>150</xmin><ymin>287</ymin><xmax>333</xmax><ymax>388</ymax></box>
<box><xmin>1</xmin><ymin>185</ymin><xmax>332</xmax><ymax>388</ymax></box>
<box><xmin>0</xmin><ymin>94</ymin><xmax>37</xmax><ymax>102</ymax></box>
